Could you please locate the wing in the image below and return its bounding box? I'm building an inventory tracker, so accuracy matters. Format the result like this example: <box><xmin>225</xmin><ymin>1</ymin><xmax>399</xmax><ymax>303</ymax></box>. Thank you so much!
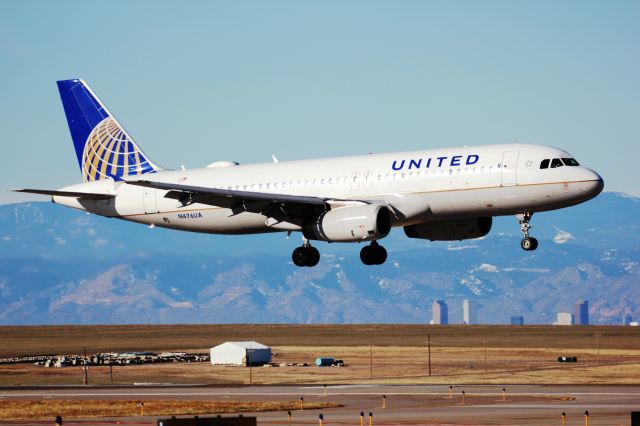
<box><xmin>126</xmin><ymin>180</ymin><xmax>369</xmax><ymax>220</ymax></box>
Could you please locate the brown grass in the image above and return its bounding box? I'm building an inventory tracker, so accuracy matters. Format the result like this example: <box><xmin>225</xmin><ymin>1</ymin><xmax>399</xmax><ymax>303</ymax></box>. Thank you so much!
<box><xmin>0</xmin><ymin>324</ymin><xmax>638</xmax><ymax>357</ymax></box>
<box><xmin>1</xmin><ymin>324</ymin><xmax>639</xmax><ymax>386</ymax></box>
<box><xmin>2</xmin><ymin>344</ymin><xmax>640</xmax><ymax>386</ymax></box>
<box><xmin>0</xmin><ymin>400</ymin><xmax>340</xmax><ymax>420</ymax></box>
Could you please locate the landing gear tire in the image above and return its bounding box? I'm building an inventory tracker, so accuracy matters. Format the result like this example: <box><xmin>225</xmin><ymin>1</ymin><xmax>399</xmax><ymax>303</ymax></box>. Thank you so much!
<box><xmin>292</xmin><ymin>247</ymin><xmax>308</xmax><ymax>267</ymax></box>
<box><xmin>292</xmin><ymin>245</ymin><xmax>320</xmax><ymax>267</ymax></box>
<box><xmin>520</xmin><ymin>237</ymin><xmax>538</xmax><ymax>251</ymax></box>
<box><xmin>306</xmin><ymin>246</ymin><xmax>320</xmax><ymax>266</ymax></box>
<box><xmin>360</xmin><ymin>242</ymin><xmax>387</xmax><ymax>265</ymax></box>
<box><xmin>360</xmin><ymin>246</ymin><xmax>374</xmax><ymax>265</ymax></box>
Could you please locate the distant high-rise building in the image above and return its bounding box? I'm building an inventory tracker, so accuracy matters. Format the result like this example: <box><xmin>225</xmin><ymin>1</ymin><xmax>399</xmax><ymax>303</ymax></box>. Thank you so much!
<box><xmin>623</xmin><ymin>314</ymin><xmax>633</xmax><ymax>326</ymax></box>
<box><xmin>556</xmin><ymin>312</ymin><xmax>574</xmax><ymax>325</ymax></box>
<box><xmin>574</xmin><ymin>300</ymin><xmax>589</xmax><ymax>325</ymax></box>
<box><xmin>432</xmin><ymin>300</ymin><xmax>448</xmax><ymax>325</ymax></box>
<box><xmin>463</xmin><ymin>299</ymin><xmax>477</xmax><ymax>324</ymax></box>
<box><xmin>511</xmin><ymin>315</ymin><xmax>524</xmax><ymax>325</ymax></box>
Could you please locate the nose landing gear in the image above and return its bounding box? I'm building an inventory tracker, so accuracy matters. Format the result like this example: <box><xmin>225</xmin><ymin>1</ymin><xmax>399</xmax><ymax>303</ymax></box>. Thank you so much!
<box><xmin>517</xmin><ymin>212</ymin><xmax>538</xmax><ymax>251</ymax></box>
<box><xmin>292</xmin><ymin>240</ymin><xmax>320</xmax><ymax>267</ymax></box>
<box><xmin>360</xmin><ymin>241</ymin><xmax>388</xmax><ymax>265</ymax></box>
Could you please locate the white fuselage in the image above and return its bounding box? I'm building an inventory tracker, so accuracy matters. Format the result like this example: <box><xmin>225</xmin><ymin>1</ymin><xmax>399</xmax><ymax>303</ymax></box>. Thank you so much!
<box><xmin>53</xmin><ymin>143</ymin><xmax>603</xmax><ymax>236</ymax></box>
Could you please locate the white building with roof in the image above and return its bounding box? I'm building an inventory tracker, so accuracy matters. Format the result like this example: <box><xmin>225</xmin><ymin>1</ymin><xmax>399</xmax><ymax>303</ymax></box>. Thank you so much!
<box><xmin>210</xmin><ymin>341</ymin><xmax>271</xmax><ymax>366</ymax></box>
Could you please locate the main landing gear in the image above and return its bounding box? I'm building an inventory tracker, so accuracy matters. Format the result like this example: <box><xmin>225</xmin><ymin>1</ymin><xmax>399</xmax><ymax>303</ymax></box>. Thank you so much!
<box><xmin>292</xmin><ymin>240</ymin><xmax>320</xmax><ymax>267</ymax></box>
<box><xmin>292</xmin><ymin>239</ymin><xmax>389</xmax><ymax>267</ymax></box>
<box><xmin>517</xmin><ymin>212</ymin><xmax>538</xmax><ymax>251</ymax></box>
<box><xmin>360</xmin><ymin>241</ymin><xmax>388</xmax><ymax>265</ymax></box>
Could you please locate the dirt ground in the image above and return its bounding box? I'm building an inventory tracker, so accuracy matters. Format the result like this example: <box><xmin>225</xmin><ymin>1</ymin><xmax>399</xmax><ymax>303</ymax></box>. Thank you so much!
<box><xmin>0</xmin><ymin>400</ymin><xmax>340</xmax><ymax>420</ymax></box>
<box><xmin>1</xmin><ymin>324</ymin><xmax>639</xmax><ymax>386</ymax></box>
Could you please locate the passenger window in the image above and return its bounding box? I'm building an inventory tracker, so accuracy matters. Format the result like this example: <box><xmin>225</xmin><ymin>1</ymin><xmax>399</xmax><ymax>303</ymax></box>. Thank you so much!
<box><xmin>540</xmin><ymin>159</ymin><xmax>550</xmax><ymax>169</ymax></box>
<box><xmin>562</xmin><ymin>158</ymin><xmax>580</xmax><ymax>166</ymax></box>
<box><xmin>551</xmin><ymin>158</ymin><xmax>563</xmax><ymax>168</ymax></box>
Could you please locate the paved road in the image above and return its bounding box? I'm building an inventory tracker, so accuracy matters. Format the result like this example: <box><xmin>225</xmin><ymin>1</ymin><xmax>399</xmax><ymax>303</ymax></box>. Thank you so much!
<box><xmin>1</xmin><ymin>384</ymin><xmax>639</xmax><ymax>425</ymax></box>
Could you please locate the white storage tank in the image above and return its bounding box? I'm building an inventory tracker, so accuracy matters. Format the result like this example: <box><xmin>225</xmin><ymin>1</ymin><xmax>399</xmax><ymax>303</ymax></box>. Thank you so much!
<box><xmin>210</xmin><ymin>341</ymin><xmax>271</xmax><ymax>366</ymax></box>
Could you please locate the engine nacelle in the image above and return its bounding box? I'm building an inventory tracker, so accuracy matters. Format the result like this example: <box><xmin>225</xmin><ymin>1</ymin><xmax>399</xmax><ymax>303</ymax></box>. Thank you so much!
<box><xmin>303</xmin><ymin>205</ymin><xmax>392</xmax><ymax>242</ymax></box>
<box><xmin>404</xmin><ymin>217</ymin><xmax>492</xmax><ymax>241</ymax></box>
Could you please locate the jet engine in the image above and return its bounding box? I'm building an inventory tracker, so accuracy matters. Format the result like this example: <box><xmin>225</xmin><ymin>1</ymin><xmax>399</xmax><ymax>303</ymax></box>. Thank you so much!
<box><xmin>404</xmin><ymin>217</ymin><xmax>492</xmax><ymax>241</ymax></box>
<box><xmin>303</xmin><ymin>204</ymin><xmax>392</xmax><ymax>242</ymax></box>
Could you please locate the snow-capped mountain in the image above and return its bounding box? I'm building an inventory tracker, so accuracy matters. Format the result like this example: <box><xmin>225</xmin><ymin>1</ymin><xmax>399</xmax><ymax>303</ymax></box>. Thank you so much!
<box><xmin>0</xmin><ymin>192</ymin><xmax>638</xmax><ymax>325</ymax></box>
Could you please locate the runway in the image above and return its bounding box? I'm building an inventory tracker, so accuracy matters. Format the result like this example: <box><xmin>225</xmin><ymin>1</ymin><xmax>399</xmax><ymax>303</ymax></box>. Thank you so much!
<box><xmin>1</xmin><ymin>384</ymin><xmax>639</xmax><ymax>425</ymax></box>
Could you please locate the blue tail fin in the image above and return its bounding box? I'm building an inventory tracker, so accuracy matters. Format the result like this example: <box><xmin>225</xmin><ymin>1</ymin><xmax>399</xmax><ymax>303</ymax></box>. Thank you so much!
<box><xmin>57</xmin><ymin>79</ymin><xmax>161</xmax><ymax>182</ymax></box>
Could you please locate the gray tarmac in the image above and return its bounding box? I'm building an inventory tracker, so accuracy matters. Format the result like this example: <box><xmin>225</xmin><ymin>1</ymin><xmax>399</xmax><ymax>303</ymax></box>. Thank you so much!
<box><xmin>1</xmin><ymin>384</ymin><xmax>639</xmax><ymax>425</ymax></box>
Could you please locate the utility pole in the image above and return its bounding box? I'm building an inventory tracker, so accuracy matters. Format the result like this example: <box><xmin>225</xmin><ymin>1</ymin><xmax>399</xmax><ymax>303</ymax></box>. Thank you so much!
<box><xmin>248</xmin><ymin>347</ymin><xmax>253</xmax><ymax>385</ymax></box>
<box><xmin>483</xmin><ymin>340</ymin><xmax>488</xmax><ymax>374</ymax></box>
<box><xmin>83</xmin><ymin>347</ymin><xmax>89</xmax><ymax>385</ymax></box>
<box><xmin>369</xmin><ymin>343</ymin><xmax>373</xmax><ymax>379</ymax></box>
<box><xmin>595</xmin><ymin>333</ymin><xmax>602</xmax><ymax>366</ymax></box>
<box><xmin>427</xmin><ymin>333</ymin><xmax>432</xmax><ymax>376</ymax></box>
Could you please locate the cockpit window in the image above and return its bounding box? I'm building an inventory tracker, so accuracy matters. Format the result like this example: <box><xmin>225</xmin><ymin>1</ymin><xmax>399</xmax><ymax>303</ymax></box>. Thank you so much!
<box><xmin>550</xmin><ymin>158</ymin><xmax>563</xmax><ymax>168</ymax></box>
<box><xmin>562</xmin><ymin>158</ymin><xmax>580</xmax><ymax>166</ymax></box>
<box><xmin>540</xmin><ymin>159</ymin><xmax>550</xmax><ymax>169</ymax></box>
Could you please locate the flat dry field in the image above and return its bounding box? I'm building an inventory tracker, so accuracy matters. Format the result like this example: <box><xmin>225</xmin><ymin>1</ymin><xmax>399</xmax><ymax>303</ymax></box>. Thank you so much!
<box><xmin>1</xmin><ymin>324</ymin><xmax>639</xmax><ymax>385</ymax></box>
<box><xmin>0</xmin><ymin>400</ymin><xmax>339</xmax><ymax>421</ymax></box>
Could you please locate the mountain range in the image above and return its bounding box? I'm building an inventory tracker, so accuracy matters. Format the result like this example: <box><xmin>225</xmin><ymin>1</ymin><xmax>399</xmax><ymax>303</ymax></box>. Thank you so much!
<box><xmin>0</xmin><ymin>192</ymin><xmax>638</xmax><ymax>325</ymax></box>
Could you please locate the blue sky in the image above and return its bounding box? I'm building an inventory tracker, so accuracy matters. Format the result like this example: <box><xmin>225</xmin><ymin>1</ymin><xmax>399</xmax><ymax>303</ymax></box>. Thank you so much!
<box><xmin>1</xmin><ymin>1</ymin><xmax>638</xmax><ymax>203</ymax></box>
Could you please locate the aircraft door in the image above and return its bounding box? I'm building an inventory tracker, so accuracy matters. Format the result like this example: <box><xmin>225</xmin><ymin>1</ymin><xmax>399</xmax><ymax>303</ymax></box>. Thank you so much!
<box><xmin>143</xmin><ymin>188</ymin><xmax>159</xmax><ymax>214</ymax></box>
<box><xmin>501</xmin><ymin>150</ymin><xmax>519</xmax><ymax>186</ymax></box>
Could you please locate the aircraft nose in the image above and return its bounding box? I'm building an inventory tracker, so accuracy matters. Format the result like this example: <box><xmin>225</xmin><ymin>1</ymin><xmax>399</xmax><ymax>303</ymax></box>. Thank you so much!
<box><xmin>583</xmin><ymin>170</ymin><xmax>604</xmax><ymax>198</ymax></box>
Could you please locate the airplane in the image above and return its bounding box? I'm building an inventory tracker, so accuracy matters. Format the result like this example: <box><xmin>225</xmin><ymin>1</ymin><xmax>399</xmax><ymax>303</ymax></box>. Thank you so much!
<box><xmin>16</xmin><ymin>79</ymin><xmax>604</xmax><ymax>267</ymax></box>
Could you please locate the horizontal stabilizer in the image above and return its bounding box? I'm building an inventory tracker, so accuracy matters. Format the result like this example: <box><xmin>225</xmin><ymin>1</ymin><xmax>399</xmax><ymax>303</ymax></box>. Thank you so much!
<box><xmin>13</xmin><ymin>188</ymin><xmax>115</xmax><ymax>200</ymax></box>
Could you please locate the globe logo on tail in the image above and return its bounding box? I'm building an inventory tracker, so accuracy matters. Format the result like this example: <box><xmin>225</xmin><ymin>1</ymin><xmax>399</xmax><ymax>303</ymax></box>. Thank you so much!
<box><xmin>82</xmin><ymin>117</ymin><xmax>156</xmax><ymax>182</ymax></box>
